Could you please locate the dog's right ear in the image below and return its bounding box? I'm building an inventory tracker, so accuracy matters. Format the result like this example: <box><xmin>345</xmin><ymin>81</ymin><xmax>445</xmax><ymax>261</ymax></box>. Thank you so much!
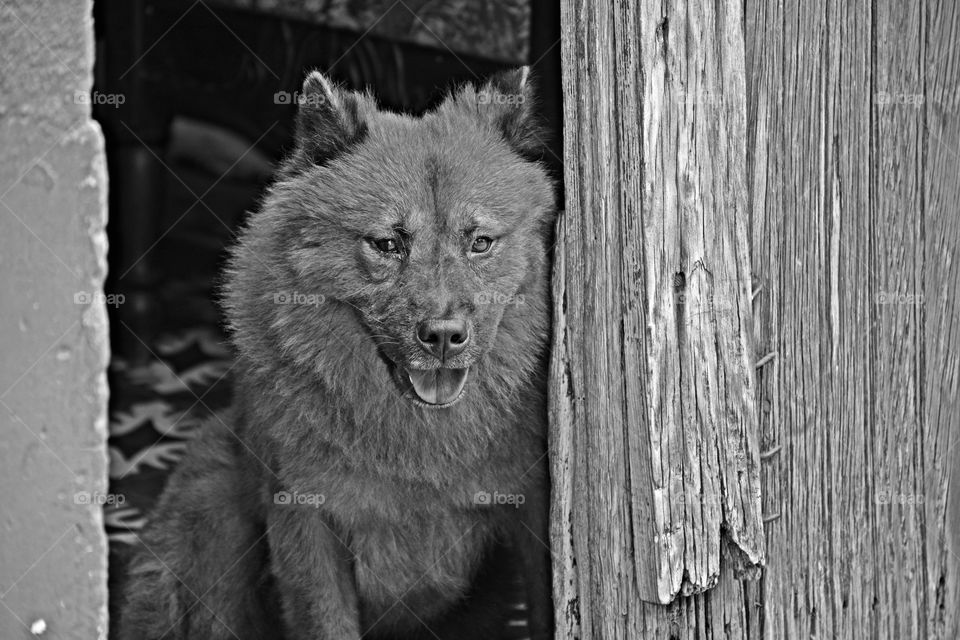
<box><xmin>476</xmin><ymin>67</ymin><xmax>541</xmax><ymax>157</ymax></box>
<box><xmin>288</xmin><ymin>71</ymin><xmax>369</xmax><ymax>170</ymax></box>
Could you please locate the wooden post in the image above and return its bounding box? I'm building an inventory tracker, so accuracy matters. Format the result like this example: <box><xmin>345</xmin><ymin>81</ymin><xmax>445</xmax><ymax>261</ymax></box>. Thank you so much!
<box><xmin>550</xmin><ymin>0</ymin><xmax>763</xmax><ymax>633</ymax></box>
<box><xmin>551</xmin><ymin>0</ymin><xmax>960</xmax><ymax>637</ymax></box>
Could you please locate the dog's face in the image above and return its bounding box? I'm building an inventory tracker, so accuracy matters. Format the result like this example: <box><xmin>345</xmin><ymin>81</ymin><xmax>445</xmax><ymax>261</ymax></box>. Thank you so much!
<box><xmin>247</xmin><ymin>69</ymin><xmax>554</xmax><ymax>408</ymax></box>
<box><xmin>345</xmin><ymin>140</ymin><xmax>549</xmax><ymax>407</ymax></box>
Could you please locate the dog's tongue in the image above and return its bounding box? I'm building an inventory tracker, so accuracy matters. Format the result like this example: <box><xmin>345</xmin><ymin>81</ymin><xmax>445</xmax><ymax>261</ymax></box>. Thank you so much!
<box><xmin>407</xmin><ymin>368</ymin><xmax>469</xmax><ymax>405</ymax></box>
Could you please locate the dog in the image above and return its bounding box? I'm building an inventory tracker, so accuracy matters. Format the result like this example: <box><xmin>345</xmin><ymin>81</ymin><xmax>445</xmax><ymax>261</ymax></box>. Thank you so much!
<box><xmin>119</xmin><ymin>66</ymin><xmax>556</xmax><ymax>640</ymax></box>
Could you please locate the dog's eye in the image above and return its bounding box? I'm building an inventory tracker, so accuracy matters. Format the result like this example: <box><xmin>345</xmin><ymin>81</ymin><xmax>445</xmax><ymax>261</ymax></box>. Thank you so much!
<box><xmin>372</xmin><ymin>238</ymin><xmax>401</xmax><ymax>254</ymax></box>
<box><xmin>471</xmin><ymin>236</ymin><xmax>494</xmax><ymax>254</ymax></box>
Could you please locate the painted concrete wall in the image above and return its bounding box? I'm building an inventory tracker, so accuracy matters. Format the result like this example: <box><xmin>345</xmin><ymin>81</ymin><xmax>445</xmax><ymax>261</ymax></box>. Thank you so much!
<box><xmin>0</xmin><ymin>0</ymin><xmax>110</xmax><ymax>638</ymax></box>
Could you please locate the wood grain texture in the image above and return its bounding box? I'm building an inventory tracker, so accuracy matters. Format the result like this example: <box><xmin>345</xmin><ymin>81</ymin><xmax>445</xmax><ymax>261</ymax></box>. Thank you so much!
<box><xmin>552</xmin><ymin>0</ymin><xmax>958</xmax><ymax>637</ymax></box>
<box><xmin>551</xmin><ymin>0</ymin><xmax>764</xmax><ymax>629</ymax></box>
<box><xmin>923</xmin><ymin>2</ymin><xmax>960</xmax><ymax>637</ymax></box>
<box><xmin>743</xmin><ymin>0</ymin><xmax>960</xmax><ymax>637</ymax></box>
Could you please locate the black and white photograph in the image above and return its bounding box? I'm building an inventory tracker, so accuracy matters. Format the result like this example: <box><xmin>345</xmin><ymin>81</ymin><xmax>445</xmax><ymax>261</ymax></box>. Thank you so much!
<box><xmin>0</xmin><ymin>1</ymin><xmax>957</xmax><ymax>639</ymax></box>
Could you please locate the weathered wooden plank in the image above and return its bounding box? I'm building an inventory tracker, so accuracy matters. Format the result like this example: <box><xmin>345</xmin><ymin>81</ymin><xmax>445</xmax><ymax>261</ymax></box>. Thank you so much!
<box><xmin>633</xmin><ymin>0</ymin><xmax>764</xmax><ymax>601</ymax></box>
<box><xmin>744</xmin><ymin>0</ymin><xmax>959</xmax><ymax>637</ymax></box>
<box><xmin>869</xmin><ymin>3</ymin><xmax>926</xmax><ymax>638</ymax></box>
<box><xmin>555</xmin><ymin>0</ymin><xmax>958</xmax><ymax>635</ymax></box>
<box><xmin>923</xmin><ymin>2</ymin><xmax>960</xmax><ymax>638</ymax></box>
<box><xmin>551</xmin><ymin>0</ymin><xmax>763</xmax><ymax>635</ymax></box>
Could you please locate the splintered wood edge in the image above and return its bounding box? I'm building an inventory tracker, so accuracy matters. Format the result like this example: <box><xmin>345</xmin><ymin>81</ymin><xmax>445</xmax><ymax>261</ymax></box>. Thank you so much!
<box><xmin>548</xmin><ymin>214</ymin><xmax>583</xmax><ymax>639</ymax></box>
<box><xmin>633</xmin><ymin>0</ymin><xmax>764</xmax><ymax>605</ymax></box>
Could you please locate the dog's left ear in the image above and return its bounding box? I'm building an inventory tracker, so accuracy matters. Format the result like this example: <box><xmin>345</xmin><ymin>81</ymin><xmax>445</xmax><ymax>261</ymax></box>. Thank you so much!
<box><xmin>475</xmin><ymin>66</ymin><xmax>545</xmax><ymax>160</ymax></box>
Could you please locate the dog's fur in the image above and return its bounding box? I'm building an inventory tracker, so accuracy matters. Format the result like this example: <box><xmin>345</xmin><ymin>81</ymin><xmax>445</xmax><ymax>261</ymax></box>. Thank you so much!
<box><xmin>118</xmin><ymin>67</ymin><xmax>555</xmax><ymax>640</ymax></box>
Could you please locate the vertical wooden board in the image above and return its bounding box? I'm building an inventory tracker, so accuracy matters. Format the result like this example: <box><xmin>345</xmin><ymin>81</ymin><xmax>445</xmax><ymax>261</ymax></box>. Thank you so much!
<box><xmin>548</xmin><ymin>221</ymin><xmax>582</xmax><ymax>640</ymax></box>
<box><xmin>635</xmin><ymin>0</ymin><xmax>764</xmax><ymax>602</ymax></box>
<box><xmin>578</xmin><ymin>2</ymin><xmax>635</xmax><ymax>634</ymax></box>
<box><xmin>745</xmin><ymin>0</ymin><xmax>837</xmax><ymax>636</ymax></box>
<box><xmin>923</xmin><ymin>1</ymin><xmax>960</xmax><ymax>637</ymax></box>
<box><xmin>869</xmin><ymin>2</ymin><xmax>926</xmax><ymax>637</ymax></box>
<box><xmin>610</xmin><ymin>0</ymin><xmax>663</xmax><ymax>607</ymax></box>
<box><xmin>552</xmin><ymin>0</ymin><xmax>762</xmax><ymax>635</ymax></box>
<box><xmin>557</xmin><ymin>3</ymin><xmax>638</xmax><ymax>637</ymax></box>
<box><xmin>634</xmin><ymin>0</ymin><xmax>764</xmax><ymax>602</ymax></box>
<box><xmin>743</xmin><ymin>0</ymin><xmax>788</xmax><ymax>636</ymax></box>
<box><xmin>745</xmin><ymin>0</ymin><xmax>900</xmax><ymax>636</ymax></box>
<box><xmin>745</xmin><ymin>0</ymin><xmax>959</xmax><ymax>638</ymax></box>
<box><xmin>826</xmin><ymin>1</ymin><xmax>876</xmax><ymax>637</ymax></box>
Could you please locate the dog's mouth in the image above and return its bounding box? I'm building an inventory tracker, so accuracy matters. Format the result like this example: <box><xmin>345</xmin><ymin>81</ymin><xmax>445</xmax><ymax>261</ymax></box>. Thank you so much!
<box><xmin>405</xmin><ymin>367</ymin><xmax>469</xmax><ymax>407</ymax></box>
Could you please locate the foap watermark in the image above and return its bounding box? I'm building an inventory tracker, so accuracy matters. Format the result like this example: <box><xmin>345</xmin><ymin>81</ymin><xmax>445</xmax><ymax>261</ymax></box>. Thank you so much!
<box><xmin>74</xmin><ymin>490</ymin><xmax>126</xmax><ymax>506</ymax></box>
<box><xmin>273</xmin><ymin>291</ymin><xmax>326</xmax><ymax>306</ymax></box>
<box><xmin>75</xmin><ymin>90</ymin><xmax>126</xmax><ymax>108</ymax></box>
<box><xmin>478</xmin><ymin>92</ymin><xmax>525</xmax><ymax>106</ymax></box>
<box><xmin>674</xmin><ymin>492</ymin><xmax>725</xmax><ymax>508</ymax></box>
<box><xmin>474</xmin><ymin>292</ymin><xmax>525</xmax><ymax>306</ymax></box>
<box><xmin>674</xmin><ymin>292</ymin><xmax>738</xmax><ymax>326</ymax></box>
<box><xmin>273</xmin><ymin>91</ymin><xmax>329</xmax><ymax>107</ymax></box>
<box><xmin>875</xmin><ymin>91</ymin><xmax>924</xmax><ymax>108</ymax></box>
<box><xmin>875</xmin><ymin>291</ymin><xmax>924</xmax><ymax>306</ymax></box>
<box><xmin>875</xmin><ymin>490</ymin><xmax>924</xmax><ymax>506</ymax></box>
<box><xmin>74</xmin><ymin>291</ymin><xmax>125</xmax><ymax>307</ymax></box>
<box><xmin>672</xmin><ymin>89</ymin><xmax>724</xmax><ymax>106</ymax></box>
<box><xmin>274</xmin><ymin>490</ymin><xmax>326</xmax><ymax>508</ymax></box>
<box><xmin>473</xmin><ymin>490</ymin><xmax>525</xmax><ymax>508</ymax></box>
<box><xmin>674</xmin><ymin>291</ymin><xmax>736</xmax><ymax>307</ymax></box>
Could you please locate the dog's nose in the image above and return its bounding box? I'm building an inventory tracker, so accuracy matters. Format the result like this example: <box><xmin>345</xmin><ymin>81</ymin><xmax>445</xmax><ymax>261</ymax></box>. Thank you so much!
<box><xmin>416</xmin><ymin>319</ymin><xmax>470</xmax><ymax>361</ymax></box>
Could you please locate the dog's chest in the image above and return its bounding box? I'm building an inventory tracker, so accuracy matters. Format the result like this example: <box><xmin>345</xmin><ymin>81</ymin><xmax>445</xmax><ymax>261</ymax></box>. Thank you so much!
<box><xmin>349</xmin><ymin>505</ymin><xmax>500</xmax><ymax>625</ymax></box>
<box><xmin>315</xmin><ymin>471</ymin><xmax>518</xmax><ymax>616</ymax></box>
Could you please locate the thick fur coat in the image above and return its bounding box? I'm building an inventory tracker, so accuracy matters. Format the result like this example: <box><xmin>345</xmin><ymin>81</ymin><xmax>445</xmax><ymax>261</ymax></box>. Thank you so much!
<box><xmin>119</xmin><ymin>67</ymin><xmax>556</xmax><ymax>640</ymax></box>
